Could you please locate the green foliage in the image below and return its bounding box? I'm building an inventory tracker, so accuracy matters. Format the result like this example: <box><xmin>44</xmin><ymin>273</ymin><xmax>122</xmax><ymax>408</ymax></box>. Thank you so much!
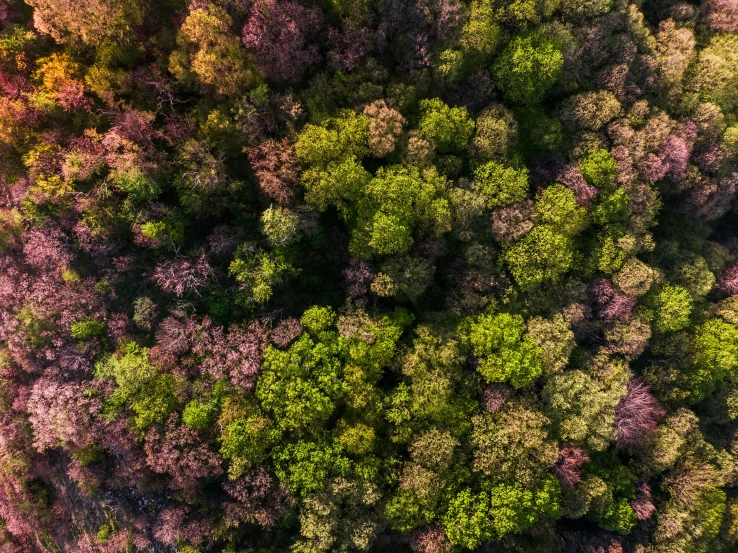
<box><xmin>302</xmin><ymin>157</ymin><xmax>371</xmax><ymax>214</ymax></box>
<box><xmin>261</xmin><ymin>206</ymin><xmax>300</xmax><ymax>247</ymax></box>
<box><xmin>473</xmin><ymin>162</ymin><xmax>529</xmax><ymax>210</ymax></box>
<box><xmin>502</xmin><ymin>226</ymin><xmax>575</xmax><ymax>290</ymax></box>
<box><xmin>687</xmin><ymin>318</ymin><xmax>738</xmax><ymax>402</ymax></box>
<box><xmin>182</xmin><ymin>399</ymin><xmax>217</xmax><ymax>431</ymax></box>
<box><xmin>535</xmin><ymin>184</ymin><xmax>588</xmax><ymax>236</ymax></box>
<box><xmin>257</xmin><ymin>333</ymin><xmax>343</xmax><ymax>433</ymax></box>
<box><xmin>579</xmin><ymin>149</ymin><xmax>618</xmax><ymax>188</ymax></box>
<box><xmin>295</xmin><ymin>111</ymin><xmax>370</xmax><ymax>168</ymax></box>
<box><xmin>418</xmin><ymin>99</ymin><xmax>475</xmax><ymax>154</ymax></box>
<box><xmin>229</xmin><ymin>243</ymin><xmax>298</xmax><ymax>305</ymax></box>
<box><xmin>442</xmin><ymin>489</ymin><xmax>493</xmax><ymax>549</ymax></box>
<box><xmin>272</xmin><ymin>437</ymin><xmax>351</xmax><ymax>496</ymax></box>
<box><xmin>352</xmin><ymin>165</ymin><xmax>451</xmax><ymax>257</ymax></box>
<box><xmin>487</xmin><ymin>477</ymin><xmax>561</xmax><ymax>538</ymax></box>
<box><xmin>468</xmin><ymin>312</ymin><xmax>545</xmax><ymax>388</ymax></box>
<box><xmin>647</xmin><ymin>284</ymin><xmax>693</xmax><ymax>334</ymax></box>
<box><xmin>95</xmin><ymin>344</ymin><xmax>178</xmax><ymax>432</ymax></box>
<box><xmin>220</xmin><ymin>414</ymin><xmax>280</xmax><ymax>476</ymax></box>
<box><xmin>70</xmin><ymin>317</ymin><xmax>105</xmax><ymax>339</ymax></box>
<box><xmin>494</xmin><ymin>32</ymin><xmax>564</xmax><ymax>105</ymax></box>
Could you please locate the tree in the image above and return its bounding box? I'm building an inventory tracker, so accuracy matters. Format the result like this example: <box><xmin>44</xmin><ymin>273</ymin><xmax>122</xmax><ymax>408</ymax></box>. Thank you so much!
<box><xmin>95</xmin><ymin>343</ymin><xmax>179</xmax><ymax>432</ymax></box>
<box><xmin>242</xmin><ymin>0</ymin><xmax>323</xmax><ymax>83</ymax></box>
<box><xmin>246</xmin><ymin>138</ymin><xmax>301</xmax><ymax>205</ymax></box>
<box><xmin>614</xmin><ymin>378</ymin><xmax>665</xmax><ymax>449</ymax></box>
<box><xmin>364</xmin><ymin>100</ymin><xmax>406</xmax><ymax>158</ymax></box>
<box><xmin>502</xmin><ymin>225</ymin><xmax>575</xmax><ymax>290</ymax></box>
<box><xmin>646</xmin><ymin>284</ymin><xmax>692</xmax><ymax>333</ymax></box>
<box><xmin>467</xmin><ymin>312</ymin><xmax>545</xmax><ymax>388</ymax></box>
<box><xmin>418</xmin><ymin>99</ymin><xmax>475</xmax><ymax>154</ymax></box>
<box><xmin>473</xmin><ymin>161</ymin><xmax>529</xmax><ymax>210</ymax></box>
<box><xmin>543</xmin><ymin>362</ymin><xmax>629</xmax><ymax>451</ymax></box>
<box><xmin>471</xmin><ymin>104</ymin><xmax>519</xmax><ymax>161</ymax></box>
<box><xmin>26</xmin><ymin>0</ymin><xmax>143</xmax><ymax>45</ymax></box>
<box><xmin>169</xmin><ymin>3</ymin><xmax>259</xmax><ymax>96</ymax></box>
<box><xmin>493</xmin><ymin>31</ymin><xmax>564</xmax><ymax>105</ymax></box>
<box><xmin>351</xmin><ymin>165</ymin><xmax>451</xmax><ymax>257</ymax></box>
<box><xmin>152</xmin><ymin>255</ymin><xmax>214</xmax><ymax>298</ymax></box>
<box><xmin>256</xmin><ymin>307</ymin><xmax>343</xmax><ymax>433</ymax></box>
<box><xmin>442</xmin><ymin>489</ymin><xmax>492</xmax><ymax>549</ymax></box>
<box><xmin>534</xmin><ymin>183</ymin><xmax>588</xmax><ymax>236</ymax></box>
<box><xmin>471</xmin><ymin>406</ymin><xmax>558</xmax><ymax>486</ymax></box>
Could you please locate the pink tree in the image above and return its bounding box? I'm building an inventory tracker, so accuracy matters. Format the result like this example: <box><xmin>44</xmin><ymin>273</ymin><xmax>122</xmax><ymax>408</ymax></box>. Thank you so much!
<box><xmin>410</xmin><ymin>524</ymin><xmax>452</xmax><ymax>553</ymax></box>
<box><xmin>614</xmin><ymin>378</ymin><xmax>665</xmax><ymax>449</ymax></box>
<box><xmin>144</xmin><ymin>415</ymin><xmax>223</xmax><ymax>492</ymax></box>
<box><xmin>719</xmin><ymin>265</ymin><xmax>738</xmax><ymax>295</ymax></box>
<box><xmin>151</xmin><ymin>254</ymin><xmax>214</xmax><ymax>297</ymax></box>
<box><xmin>242</xmin><ymin>0</ymin><xmax>323</xmax><ymax>83</ymax></box>
<box><xmin>630</xmin><ymin>482</ymin><xmax>656</xmax><ymax>521</ymax></box>
<box><xmin>222</xmin><ymin>465</ymin><xmax>288</xmax><ymax>529</ymax></box>
<box><xmin>553</xmin><ymin>444</ymin><xmax>589</xmax><ymax>489</ymax></box>
<box><xmin>194</xmin><ymin>319</ymin><xmax>269</xmax><ymax>391</ymax></box>
<box><xmin>245</xmin><ymin>138</ymin><xmax>300</xmax><ymax>205</ymax></box>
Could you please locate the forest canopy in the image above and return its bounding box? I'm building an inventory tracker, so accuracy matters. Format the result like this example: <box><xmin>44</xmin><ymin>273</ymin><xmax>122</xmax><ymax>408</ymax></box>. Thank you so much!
<box><xmin>1</xmin><ymin>0</ymin><xmax>738</xmax><ymax>552</ymax></box>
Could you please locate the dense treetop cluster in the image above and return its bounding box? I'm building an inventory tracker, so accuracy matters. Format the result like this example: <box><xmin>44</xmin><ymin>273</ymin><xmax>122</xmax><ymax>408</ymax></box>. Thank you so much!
<box><xmin>1</xmin><ymin>0</ymin><xmax>738</xmax><ymax>552</ymax></box>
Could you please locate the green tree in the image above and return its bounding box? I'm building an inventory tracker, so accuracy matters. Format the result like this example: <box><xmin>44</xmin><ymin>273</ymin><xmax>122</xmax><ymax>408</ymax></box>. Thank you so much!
<box><xmin>579</xmin><ymin>149</ymin><xmax>618</xmax><ymax>188</ymax></box>
<box><xmin>95</xmin><ymin>343</ymin><xmax>178</xmax><ymax>432</ymax></box>
<box><xmin>442</xmin><ymin>489</ymin><xmax>493</xmax><ymax>549</ymax></box>
<box><xmin>257</xmin><ymin>313</ymin><xmax>343</xmax><ymax>433</ymax></box>
<box><xmin>493</xmin><ymin>32</ymin><xmax>564</xmax><ymax>105</ymax></box>
<box><xmin>647</xmin><ymin>284</ymin><xmax>693</xmax><ymax>333</ymax></box>
<box><xmin>418</xmin><ymin>99</ymin><xmax>475</xmax><ymax>154</ymax></box>
<box><xmin>473</xmin><ymin>161</ymin><xmax>529</xmax><ymax>210</ymax></box>
<box><xmin>535</xmin><ymin>184</ymin><xmax>588</xmax><ymax>236</ymax></box>
<box><xmin>467</xmin><ymin>312</ymin><xmax>545</xmax><ymax>388</ymax></box>
<box><xmin>351</xmin><ymin>165</ymin><xmax>451</xmax><ymax>257</ymax></box>
<box><xmin>502</xmin><ymin>225</ymin><xmax>575</xmax><ymax>290</ymax></box>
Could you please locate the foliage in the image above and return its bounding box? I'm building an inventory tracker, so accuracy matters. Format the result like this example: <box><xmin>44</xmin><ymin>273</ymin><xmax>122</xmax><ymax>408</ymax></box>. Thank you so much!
<box><xmin>4</xmin><ymin>0</ymin><xmax>738</xmax><ymax>551</ymax></box>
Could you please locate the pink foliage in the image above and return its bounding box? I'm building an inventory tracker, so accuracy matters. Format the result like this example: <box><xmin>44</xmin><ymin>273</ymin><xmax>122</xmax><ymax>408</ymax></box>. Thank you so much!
<box><xmin>151</xmin><ymin>254</ymin><xmax>214</xmax><ymax>297</ymax></box>
<box><xmin>631</xmin><ymin>482</ymin><xmax>656</xmax><ymax>521</ymax></box>
<box><xmin>704</xmin><ymin>0</ymin><xmax>738</xmax><ymax>32</ymax></box>
<box><xmin>245</xmin><ymin>138</ymin><xmax>300</xmax><ymax>205</ymax></box>
<box><xmin>553</xmin><ymin>444</ymin><xmax>589</xmax><ymax>489</ymax></box>
<box><xmin>194</xmin><ymin>319</ymin><xmax>269</xmax><ymax>391</ymax></box>
<box><xmin>491</xmin><ymin>201</ymin><xmax>535</xmax><ymax>242</ymax></box>
<box><xmin>242</xmin><ymin>0</ymin><xmax>323</xmax><ymax>83</ymax></box>
<box><xmin>719</xmin><ymin>265</ymin><xmax>738</xmax><ymax>295</ymax></box>
<box><xmin>614</xmin><ymin>378</ymin><xmax>665</xmax><ymax>449</ymax></box>
<box><xmin>27</xmin><ymin>378</ymin><xmax>100</xmax><ymax>452</ymax></box>
<box><xmin>344</xmin><ymin>258</ymin><xmax>377</xmax><ymax>303</ymax></box>
<box><xmin>481</xmin><ymin>383</ymin><xmax>512</xmax><ymax>413</ymax></box>
<box><xmin>685</xmin><ymin>171</ymin><xmax>738</xmax><ymax>221</ymax></box>
<box><xmin>328</xmin><ymin>20</ymin><xmax>373</xmax><ymax>72</ymax></box>
<box><xmin>658</xmin><ymin>135</ymin><xmax>691</xmax><ymax>182</ymax></box>
<box><xmin>144</xmin><ymin>416</ymin><xmax>223</xmax><ymax>491</ymax></box>
<box><xmin>270</xmin><ymin>317</ymin><xmax>302</xmax><ymax>348</ymax></box>
<box><xmin>56</xmin><ymin>79</ymin><xmax>90</xmax><ymax>111</ymax></box>
<box><xmin>637</xmin><ymin>153</ymin><xmax>668</xmax><ymax>183</ymax></box>
<box><xmin>411</xmin><ymin>524</ymin><xmax>452</xmax><ymax>553</ymax></box>
<box><xmin>222</xmin><ymin>465</ymin><xmax>288</xmax><ymax>529</ymax></box>
<box><xmin>22</xmin><ymin>227</ymin><xmax>74</xmax><ymax>272</ymax></box>
<box><xmin>559</xmin><ymin>164</ymin><xmax>599</xmax><ymax>207</ymax></box>
<box><xmin>153</xmin><ymin>506</ymin><xmax>209</xmax><ymax>547</ymax></box>
<box><xmin>155</xmin><ymin>314</ymin><xmax>196</xmax><ymax>356</ymax></box>
<box><xmin>594</xmin><ymin>279</ymin><xmax>636</xmax><ymax>323</ymax></box>
<box><xmin>208</xmin><ymin>225</ymin><xmax>243</xmax><ymax>258</ymax></box>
